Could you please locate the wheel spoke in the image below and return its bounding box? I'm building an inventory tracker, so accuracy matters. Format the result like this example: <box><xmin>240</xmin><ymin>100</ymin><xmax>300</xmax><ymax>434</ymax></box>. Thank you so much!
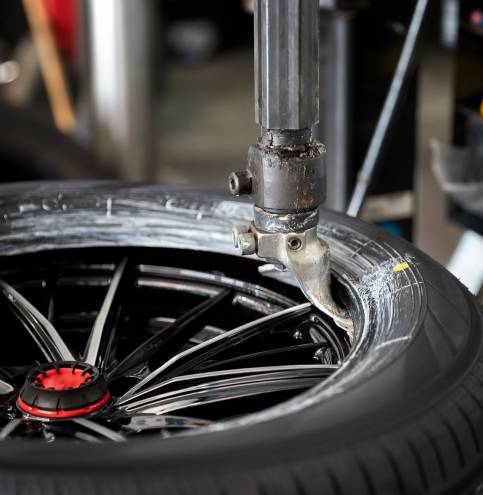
<box><xmin>47</xmin><ymin>288</ymin><xmax>55</xmax><ymax>323</ymax></box>
<box><xmin>194</xmin><ymin>342</ymin><xmax>329</xmax><ymax>371</ymax></box>
<box><xmin>118</xmin><ymin>302</ymin><xmax>312</xmax><ymax>401</ymax></box>
<box><xmin>118</xmin><ymin>365</ymin><xmax>331</xmax><ymax>415</ymax></box>
<box><xmin>0</xmin><ymin>419</ymin><xmax>22</xmax><ymax>440</ymax></box>
<box><xmin>0</xmin><ymin>378</ymin><xmax>13</xmax><ymax>396</ymax></box>
<box><xmin>118</xmin><ymin>363</ymin><xmax>334</xmax><ymax>407</ymax></box>
<box><xmin>121</xmin><ymin>413</ymin><xmax>213</xmax><ymax>432</ymax></box>
<box><xmin>0</xmin><ymin>366</ymin><xmax>14</xmax><ymax>397</ymax></box>
<box><xmin>138</xmin><ymin>265</ymin><xmax>295</xmax><ymax>308</ymax></box>
<box><xmin>0</xmin><ymin>280</ymin><xmax>74</xmax><ymax>362</ymax></box>
<box><xmin>108</xmin><ymin>289</ymin><xmax>232</xmax><ymax>380</ymax></box>
<box><xmin>71</xmin><ymin>418</ymin><xmax>126</xmax><ymax>442</ymax></box>
<box><xmin>84</xmin><ymin>258</ymin><xmax>128</xmax><ymax>369</ymax></box>
<box><xmin>74</xmin><ymin>431</ymin><xmax>102</xmax><ymax>443</ymax></box>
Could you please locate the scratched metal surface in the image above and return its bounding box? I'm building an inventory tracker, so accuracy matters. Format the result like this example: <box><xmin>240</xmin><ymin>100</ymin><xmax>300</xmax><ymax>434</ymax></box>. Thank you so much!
<box><xmin>0</xmin><ymin>181</ymin><xmax>424</xmax><ymax>429</ymax></box>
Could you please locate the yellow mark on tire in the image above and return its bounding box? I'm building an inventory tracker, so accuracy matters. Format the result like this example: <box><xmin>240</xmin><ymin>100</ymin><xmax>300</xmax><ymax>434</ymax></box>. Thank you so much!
<box><xmin>393</xmin><ymin>261</ymin><xmax>409</xmax><ymax>273</ymax></box>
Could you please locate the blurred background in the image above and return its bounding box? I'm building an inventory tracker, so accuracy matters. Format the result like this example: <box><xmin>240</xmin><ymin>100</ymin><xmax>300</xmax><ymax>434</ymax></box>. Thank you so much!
<box><xmin>0</xmin><ymin>0</ymin><xmax>481</xmax><ymax>294</ymax></box>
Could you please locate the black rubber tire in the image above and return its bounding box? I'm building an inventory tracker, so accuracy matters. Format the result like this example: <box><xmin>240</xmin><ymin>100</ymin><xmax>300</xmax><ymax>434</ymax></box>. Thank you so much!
<box><xmin>0</xmin><ymin>182</ymin><xmax>481</xmax><ymax>495</ymax></box>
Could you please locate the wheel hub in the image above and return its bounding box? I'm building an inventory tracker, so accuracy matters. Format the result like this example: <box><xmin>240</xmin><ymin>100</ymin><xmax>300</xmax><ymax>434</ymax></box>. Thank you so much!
<box><xmin>17</xmin><ymin>362</ymin><xmax>110</xmax><ymax>419</ymax></box>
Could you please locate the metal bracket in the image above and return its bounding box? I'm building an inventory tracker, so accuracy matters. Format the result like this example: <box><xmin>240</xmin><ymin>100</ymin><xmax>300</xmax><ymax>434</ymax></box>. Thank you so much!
<box><xmin>233</xmin><ymin>225</ymin><xmax>353</xmax><ymax>336</ymax></box>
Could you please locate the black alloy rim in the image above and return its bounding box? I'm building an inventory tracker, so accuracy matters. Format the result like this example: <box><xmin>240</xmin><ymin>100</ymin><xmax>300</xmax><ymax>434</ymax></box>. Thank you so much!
<box><xmin>0</xmin><ymin>248</ymin><xmax>351</xmax><ymax>442</ymax></box>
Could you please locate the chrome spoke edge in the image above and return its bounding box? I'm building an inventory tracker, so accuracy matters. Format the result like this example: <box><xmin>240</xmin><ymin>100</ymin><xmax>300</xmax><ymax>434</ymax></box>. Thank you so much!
<box><xmin>117</xmin><ymin>364</ymin><xmax>336</xmax><ymax>406</ymax></box>
<box><xmin>72</xmin><ymin>418</ymin><xmax>126</xmax><ymax>442</ymax></box>
<box><xmin>118</xmin><ymin>302</ymin><xmax>312</xmax><ymax>401</ymax></box>
<box><xmin>84</xmin><ymin>258</ymin><xmax>128</xmax><ymax>367</ymax></box>
<box><xmin>122</xmin><ymin>378</ymin><xmax>320</xmax><ymax>416</ymax></box>
<box><xmin>0</xmin><ymin>280</ymin><xmax>74</xmax><ymax>362</ymax></box>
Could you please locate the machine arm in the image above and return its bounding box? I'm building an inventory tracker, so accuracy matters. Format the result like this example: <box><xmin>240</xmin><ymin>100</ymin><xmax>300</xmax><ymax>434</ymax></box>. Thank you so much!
<box><xmin>229</xmin><ymin>0</ymin><xmax>352</xmax><ymax>332</ymax></box>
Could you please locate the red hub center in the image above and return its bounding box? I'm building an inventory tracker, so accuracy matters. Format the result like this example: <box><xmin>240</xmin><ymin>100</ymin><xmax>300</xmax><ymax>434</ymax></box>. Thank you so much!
<box><xmin>18</xmin><ymin>362</ymin><xmax>110</xmax><ymax>419</ymax></box>
<box><xmin>34</xmin><ymin>367</ymin><xmax>93</xmax><ymax>390</ymax></box>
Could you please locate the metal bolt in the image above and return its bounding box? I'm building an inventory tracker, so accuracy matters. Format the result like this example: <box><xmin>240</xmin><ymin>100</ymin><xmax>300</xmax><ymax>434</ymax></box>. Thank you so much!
<box><xmin>314</xmin><ymin>347</ymin><xmax>333</xmax><ymax>365</ymax></box>
<box><xmin>232</xmin><ymin>225</ymin><xmax>250</xmax><ymax>248</ymax></box>
<box><xmin>237</xmin><ymin>232</ymin><xmax>257</xmax><ymax>255</ymax></box>
<box><xmin>228</xmin><ymin>171</ymin><xmax>252</xmax><ymax>196</ymax></box>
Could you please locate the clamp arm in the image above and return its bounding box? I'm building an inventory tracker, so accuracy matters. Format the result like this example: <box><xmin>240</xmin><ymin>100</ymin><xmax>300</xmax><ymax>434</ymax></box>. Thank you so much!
<box><xmin>229</xmin><ymin>0</ymin><xmax>352</xmax><ymax>332</ymax></box>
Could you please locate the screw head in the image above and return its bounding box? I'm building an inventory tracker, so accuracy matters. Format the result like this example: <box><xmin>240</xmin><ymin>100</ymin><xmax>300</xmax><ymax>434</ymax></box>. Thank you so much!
<box><xmin>228</xmin><ymin>171</ymin><xmax>252</xmax><ymax>196</ymax></box>
<box><xmin>314</xmin><ymin>348</ymin><xmax>333</xmax><ymax>364</ymax></box>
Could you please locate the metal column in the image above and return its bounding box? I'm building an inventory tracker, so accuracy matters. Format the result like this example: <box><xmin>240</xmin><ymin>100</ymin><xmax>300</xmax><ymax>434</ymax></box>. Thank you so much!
<box><xmin>318</xmin><ymin>10</ymin><xmax>352</xmax><ymax>211</ymax></box>
<box><xmin>255</xmin><ymin>0</ymin><xmax>319</xmax><ymax>131</ymax></box>
<box><xmin>86</xmin><ymin>0</ymin><xmax>155</xmax><ymax>180</ymax></box>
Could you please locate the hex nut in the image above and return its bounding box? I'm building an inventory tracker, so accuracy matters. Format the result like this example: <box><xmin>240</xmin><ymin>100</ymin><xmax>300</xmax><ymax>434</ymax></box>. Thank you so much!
<box><xmin>232</xmin><ymin>225</ymin><xmax>250</xmax><ymax>248</ymax></box>
<box><xmin>237</xmin><ymin>232</ymin><xmax>257</xmax><ymax>255</ymax></box>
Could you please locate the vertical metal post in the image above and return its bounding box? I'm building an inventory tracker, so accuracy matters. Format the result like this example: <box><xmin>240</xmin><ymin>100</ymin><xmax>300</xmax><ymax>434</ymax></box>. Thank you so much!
<box><xmin>319</xmin><ymin>11</ymin><xmax>352</xmax><ymax>211</ymax></box>
<box><xmin>86</xmin><ymin>0</ymin><xmax>155</xmax><ymax>180</ymax></box>
<box><xmin>255</xmin><ymin>0</ymin><xmax>319</xmax><ymax>131</ymax></box>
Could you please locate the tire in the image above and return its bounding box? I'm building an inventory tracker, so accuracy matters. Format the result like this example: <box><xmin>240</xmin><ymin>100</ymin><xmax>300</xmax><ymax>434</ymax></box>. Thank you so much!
<box><xmin>0</xmin><ymin>181</ymin><xmax>481</xmax><ymax>495</ymax></box>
